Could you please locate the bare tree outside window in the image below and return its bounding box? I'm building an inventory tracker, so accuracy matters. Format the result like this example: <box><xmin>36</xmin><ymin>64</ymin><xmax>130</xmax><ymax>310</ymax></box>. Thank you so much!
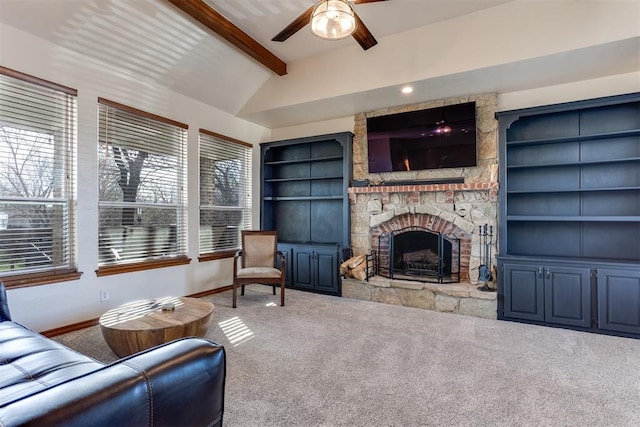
<box><xmin>0</xmin><ymin>68</ymin><xmax>77</xmax><ymax>282</ymax></box>
<box><xmin>199</xmin><ymin>131</ymin><xmax>251</xmax><ymax>255</ymax></box>
<box><xmin>0</xmin><ymin>126</ymin><xmax>66</xmax><ymax>271</ymax></box>
<box><xmin>213</xmin><ymin>159</ymin><xmax>241</xmax><ymax>206</ymax></box>
<box><xmin>97</xmin><ymin>101</ymin><xmax>186</xmax><ymax>266</ymax></box>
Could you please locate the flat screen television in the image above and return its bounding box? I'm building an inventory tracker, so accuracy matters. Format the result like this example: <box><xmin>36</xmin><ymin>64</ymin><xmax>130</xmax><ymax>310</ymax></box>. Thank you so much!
<box><xmin>366</xmin><ymin>102</ymin><xmax>476</xmax><ymax>173</ymax></box>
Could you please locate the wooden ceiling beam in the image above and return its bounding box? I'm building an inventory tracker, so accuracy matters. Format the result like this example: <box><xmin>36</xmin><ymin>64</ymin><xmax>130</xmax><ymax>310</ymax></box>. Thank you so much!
<box><xmin>166</xmin><ymin>0</ymin><xmax>287</xmax><ymax>76</ymax></box>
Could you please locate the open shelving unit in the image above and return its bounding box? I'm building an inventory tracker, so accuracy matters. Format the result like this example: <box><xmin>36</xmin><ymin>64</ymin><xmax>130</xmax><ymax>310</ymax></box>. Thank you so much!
<box><xmin>260</xmin><ymin>132</ymin><xmax>353</xmax><ymax>296</ymax></box>
<box><xmin>496</xmin><ymin>93</ymin><xmax>640</xmax><ymax>337</ymax></box>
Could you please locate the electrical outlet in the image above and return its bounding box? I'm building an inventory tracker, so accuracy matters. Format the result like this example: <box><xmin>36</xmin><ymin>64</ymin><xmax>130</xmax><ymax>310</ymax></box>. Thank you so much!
<box><xmin>100</xmin><ymin>289</ymin><xmax>109</xmax><ymax>302</ymax></box>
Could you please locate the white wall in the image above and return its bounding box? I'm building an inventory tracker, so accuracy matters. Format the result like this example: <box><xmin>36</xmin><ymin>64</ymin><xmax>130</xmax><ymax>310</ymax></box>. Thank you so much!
<box><xmin>0</xmin><ymin>23</ymin><xmax>271</xmax><ymax>331</ymax></box>
<box><xmin>269</xmin><ymin>116</ymin><xmax>355</xmax><ymax>142</ymax></box>
<box><xmin>268</xmin><ymin>71</ymin><xmax>640</xmax><ymax>141</ymax></box>
<box><xmin>497</xmin><ymin>71</ymin><xmax>640</xmax><ymax>112</ymax></box>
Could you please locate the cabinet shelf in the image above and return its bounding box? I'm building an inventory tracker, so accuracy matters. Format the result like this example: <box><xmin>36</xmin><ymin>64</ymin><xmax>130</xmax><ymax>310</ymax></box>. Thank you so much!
<box><xmin>263</xmin><ymin>155</ymin><xmax>343</xmax><ymax>166</ymax></box>
<box><xmin>264</xmin><ymin>175</ymin><xmax>343</xmax><ymax>183</ymax></box>
<box><xmin>505</xmin><ymin>129</ymin><xmax>640</xmax><ymax>147</ymax></box>
<box><xmin>506</xmin><ymin>215</ymin><xmax>640</xmax><ymax>222</ymax></box>
<box><xmin>507</xmin><ymin>186</ymin><xmax>640</xmax><ymax>194</ymax></box>
<box><xmin>507</xmin><ymin>157</ymin><xmax>640</xmax><ymax>169</ymax></box>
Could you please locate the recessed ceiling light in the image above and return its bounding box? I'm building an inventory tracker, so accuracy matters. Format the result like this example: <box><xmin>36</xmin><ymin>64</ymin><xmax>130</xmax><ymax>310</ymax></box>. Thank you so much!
<box><xmin>401</xmin><ymin>86</ymin><xmax>414</xmax><ymax>94</ymax></box>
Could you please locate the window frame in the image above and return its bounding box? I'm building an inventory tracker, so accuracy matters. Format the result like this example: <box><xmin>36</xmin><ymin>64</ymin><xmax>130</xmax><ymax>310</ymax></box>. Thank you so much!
<box><xmin>96</xmin><ymin>98</ymin><xmax>190</xmax><ymax>275</ymax></box>
<box><xmin>0</xmin><ymin>66</ymin><xmax>80</xmax><ymax>288</ymax></box>
<box><xmin>198</xmin><ymin>128</ymin><xmax>252</xmax><ymax>261</ymax></box>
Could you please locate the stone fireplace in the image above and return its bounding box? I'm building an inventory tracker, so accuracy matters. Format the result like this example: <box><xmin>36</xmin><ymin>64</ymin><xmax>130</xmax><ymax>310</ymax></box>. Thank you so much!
<box><xmin>342</xmin><ymin>94</ymin><xmax>499</xmax><ymax>319</ymax></box>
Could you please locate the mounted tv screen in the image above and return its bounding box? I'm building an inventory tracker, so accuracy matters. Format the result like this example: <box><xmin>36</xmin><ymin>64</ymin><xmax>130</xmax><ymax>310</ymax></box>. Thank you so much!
<box><xmin>366</xmin><ymin>102</ymin><xmax>477</xmax><ymax>173</ymax></box>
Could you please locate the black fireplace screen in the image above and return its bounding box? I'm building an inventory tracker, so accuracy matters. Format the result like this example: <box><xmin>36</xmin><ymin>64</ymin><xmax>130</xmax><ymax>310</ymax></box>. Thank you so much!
<box><xmin>377</xmin><ymin>226</ymin><xmax>460</xmax><ymax>283</ymax></box>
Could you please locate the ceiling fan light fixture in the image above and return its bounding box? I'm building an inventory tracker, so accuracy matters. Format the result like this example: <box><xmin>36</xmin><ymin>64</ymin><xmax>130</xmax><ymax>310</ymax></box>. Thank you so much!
<box><xmin>310</xmin><ymin>0</ymin><xmax>356</xmax><ymax>40</ymax></box>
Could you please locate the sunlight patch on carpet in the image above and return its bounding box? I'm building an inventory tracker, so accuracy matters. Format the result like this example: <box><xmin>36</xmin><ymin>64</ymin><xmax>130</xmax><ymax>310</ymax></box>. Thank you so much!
<box><xmin>219</xmin><ymin>316</ymin><xmax>254</xmax><ymax>346</ymax></box>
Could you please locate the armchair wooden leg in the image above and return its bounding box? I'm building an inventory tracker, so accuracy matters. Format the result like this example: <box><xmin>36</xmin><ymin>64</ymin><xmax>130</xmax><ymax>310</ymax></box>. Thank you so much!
<box><xmin>280</xmin><ymin>282</ymin><xmax>285</xmax><ymax>306</ymax></box>
<box><xmin>232</xmin><ymin>281</ymin><xmax>237</xmax><ymax>308</ymax></box>
<box><xmin>241</xmin><ymin>285</ymin><xmax>245</xmax><ymax>296</ymax></box>
<box><xmin>272</xmin><ymin>285</ymin><xmax>276</xmax><ymax>295</ymax></box>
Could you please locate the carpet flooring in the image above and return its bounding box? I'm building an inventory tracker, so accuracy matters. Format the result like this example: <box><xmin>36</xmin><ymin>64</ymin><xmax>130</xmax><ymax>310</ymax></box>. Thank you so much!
<box><xmin>54</xmin><ymin>287</ymin><xmax>640</xmax><ymax>426</ymax></box>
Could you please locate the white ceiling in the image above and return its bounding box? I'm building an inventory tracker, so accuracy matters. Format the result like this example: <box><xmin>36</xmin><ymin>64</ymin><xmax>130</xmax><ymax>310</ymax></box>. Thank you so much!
<box><xmin>0</xmin><ymin>0</ymin><xmax>638</xmax><ymax>129</ymax></box>
<box><xmin>203</xmin><ymin>0</ymin><xmax>513</xmax><ymax>62</ymax></box>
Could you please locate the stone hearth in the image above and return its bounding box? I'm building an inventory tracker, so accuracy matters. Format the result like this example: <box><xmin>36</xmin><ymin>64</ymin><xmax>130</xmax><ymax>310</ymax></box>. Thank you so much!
<box><xmin>342</xmin><ymin>277</ymin><xmax>497</xmax><ymax>319</ymax></box>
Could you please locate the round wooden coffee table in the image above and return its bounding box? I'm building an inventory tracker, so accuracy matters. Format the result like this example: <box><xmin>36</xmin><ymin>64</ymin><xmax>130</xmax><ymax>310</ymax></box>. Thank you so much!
<box><xmin>99</xmin><ymin>296</ymin><xmax>214</xmax><ymax>357</ymax></box>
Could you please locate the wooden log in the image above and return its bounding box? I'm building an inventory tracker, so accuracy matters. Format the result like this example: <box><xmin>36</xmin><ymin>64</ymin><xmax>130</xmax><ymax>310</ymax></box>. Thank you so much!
<box><xmin>340</xmin><ymin>255</ymin><xmax>366</xmax><ymax>277</ymax></box>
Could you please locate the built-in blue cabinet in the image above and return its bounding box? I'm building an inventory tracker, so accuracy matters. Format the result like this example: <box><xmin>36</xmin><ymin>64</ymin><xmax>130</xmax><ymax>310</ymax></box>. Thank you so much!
<box><xmin>261</xmin><ymin>133</ymin><xmax>353</xmax><ymax>296</ymax></box>
<box><xmin>497</xmin><ymin>93</ymin><xmax>640</xmax><ymax>338</ymax></box>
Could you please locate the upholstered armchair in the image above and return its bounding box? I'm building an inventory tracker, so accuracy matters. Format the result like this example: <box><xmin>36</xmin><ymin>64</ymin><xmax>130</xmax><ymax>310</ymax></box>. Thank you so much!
<box><xmin>233</xmin><ymin>230</ymin><xmax>285</xmax><ymax>308</ymax></box>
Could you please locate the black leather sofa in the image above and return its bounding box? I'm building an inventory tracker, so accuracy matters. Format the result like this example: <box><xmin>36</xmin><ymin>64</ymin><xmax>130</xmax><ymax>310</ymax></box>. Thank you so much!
<box><xmin>0</xmin><ymin>282</ymin><xmax>226</xmax><ymax>426</ymax></box>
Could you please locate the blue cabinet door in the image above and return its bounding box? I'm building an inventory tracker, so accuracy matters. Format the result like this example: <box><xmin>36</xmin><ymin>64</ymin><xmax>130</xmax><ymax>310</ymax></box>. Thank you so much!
<box><xmin>503</xmin><ymin>263</ymin><xmax>545</xmax><ymax>322</ymax></box>
<box><xmin>293</xmin><ymin>247</ymin><xmax>315</xmax><ymax>291</ymax></box>
<box><xmin>598</xmin><ymin>268</ymin><xmax>640</xmax><ymax>334</ymax></box>
<box><xmin>544</xmin><ymin>266</ymin><xmax>591</xmax><ymax>328</ymax></box>
<box><xmin>314</xmin><ymin>248</ymin><xmax>339</xmax><ymax>294</ymax></box>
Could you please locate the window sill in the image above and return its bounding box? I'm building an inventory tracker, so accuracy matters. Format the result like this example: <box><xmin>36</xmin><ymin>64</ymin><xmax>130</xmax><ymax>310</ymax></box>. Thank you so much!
<box><xmin>96</xmin><ymin>256</ymin><xmax>191</xmax><ymax>277</ymax></box>
<box><xmin>1</xmin><ymin>269</ymin><xmax>83</xmax><ymax>289</ymax></box>
<box><xmin>198</xmin><ymin>250</ymin><xmax>238</xmax><ymax>262</ymax></box>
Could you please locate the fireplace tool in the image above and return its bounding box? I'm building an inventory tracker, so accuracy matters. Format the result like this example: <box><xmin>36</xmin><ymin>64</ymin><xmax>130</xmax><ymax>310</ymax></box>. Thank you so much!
<box><xmin>478</xmin><ymin>224</ymin><xmax>494</xmax><ymax>291</ymax></box>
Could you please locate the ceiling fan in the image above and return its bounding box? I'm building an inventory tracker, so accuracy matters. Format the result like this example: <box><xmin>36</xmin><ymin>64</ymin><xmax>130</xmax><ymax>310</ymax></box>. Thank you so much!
<box><xmin>272</xmin><ymin>0</ymin><xmax>389</xmax><ymax>50</ymax></box>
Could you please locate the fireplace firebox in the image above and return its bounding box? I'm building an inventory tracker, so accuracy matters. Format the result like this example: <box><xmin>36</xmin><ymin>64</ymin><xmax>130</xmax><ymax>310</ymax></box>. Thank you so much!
<box><xmin>377</xmin><ymin>227</ymin><xmax>460</xmax><ymax>283</ymax></box>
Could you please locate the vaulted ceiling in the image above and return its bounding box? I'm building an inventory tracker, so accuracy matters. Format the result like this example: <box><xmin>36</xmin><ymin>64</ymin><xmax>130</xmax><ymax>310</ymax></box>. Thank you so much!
<box><xmin>0</xmin><ymin>0</ymin><xmax>638</xmax><ymax>129</ymax></box>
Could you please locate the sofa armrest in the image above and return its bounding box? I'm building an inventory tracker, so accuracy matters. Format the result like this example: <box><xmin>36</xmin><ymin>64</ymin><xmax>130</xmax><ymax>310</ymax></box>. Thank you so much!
<box><xmin>0</xmin><ymin>282</ymin><xmax>11</xmax><ymax>321</ymax></box>
<box><xmin>0</xmin><ymin>337</ymin><xmax>226</xmax><ymax>427</ymax></box>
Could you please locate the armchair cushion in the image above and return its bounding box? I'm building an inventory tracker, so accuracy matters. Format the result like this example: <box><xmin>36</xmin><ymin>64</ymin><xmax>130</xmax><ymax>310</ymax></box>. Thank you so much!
<box><xmin>236</xmin><ymin>267</ymin><xmax>282</xmax><ymax>280</ymax></box>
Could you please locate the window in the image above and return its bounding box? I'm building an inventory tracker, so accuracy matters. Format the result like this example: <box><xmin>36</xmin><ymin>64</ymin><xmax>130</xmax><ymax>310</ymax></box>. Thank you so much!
<box><xmin>0</xmin><ymin>66</ymin><xmax>79</xmax><ymax>286</ymax></box>
<box><xmin>97</xmin><ymin>98</ymin><xmax>188</xmax><ymax>273</ymax></box>
<box><xmin>199</xmin><ymin>129</ymin><xmax>252</xmax><ymax>258</ymax></box>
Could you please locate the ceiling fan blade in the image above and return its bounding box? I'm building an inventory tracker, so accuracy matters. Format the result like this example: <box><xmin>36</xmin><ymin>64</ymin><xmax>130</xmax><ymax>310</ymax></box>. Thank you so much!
<box><xmin>271</xmin><ymin>5</ymin><xmax>315</xmax><ymax>42</ymax></box>
<box><xmin>352</xmin><ymin>12</ymin><xmax>378</xmax><ymax>50</ymax></box>
<box><xmin>352</xmin><ymin>0</ymin><xmax>389</xmax><ymax>4</ymax></box>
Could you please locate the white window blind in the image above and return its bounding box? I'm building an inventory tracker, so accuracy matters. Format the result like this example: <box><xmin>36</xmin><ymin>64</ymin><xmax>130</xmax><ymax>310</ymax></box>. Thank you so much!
<box><xmin>199</xmin><ymin>129</ymin><xmax>252</xmax><ymax>254</ymax></box>
<box><xmin>98</xmin><ymin>98</ymin><xmax>187</xmax><ymax>266</ymax></box>
<box><xmin>0</xmin><ymin>67</ymin><xmax>77</xmax><ymax>277</ymax></box>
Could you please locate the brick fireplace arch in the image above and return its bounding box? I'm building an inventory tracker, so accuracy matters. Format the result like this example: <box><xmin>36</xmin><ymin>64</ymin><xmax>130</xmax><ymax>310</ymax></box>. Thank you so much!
<box><xmin>370</xmin><ymin>213</ymin><xmax>472</xmax><ymax>282</ymax></box>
